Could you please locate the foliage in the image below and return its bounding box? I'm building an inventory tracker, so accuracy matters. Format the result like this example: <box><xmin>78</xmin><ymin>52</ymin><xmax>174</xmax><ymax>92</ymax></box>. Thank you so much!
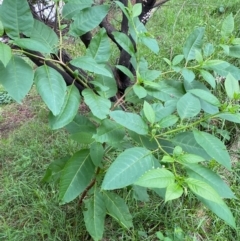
<box><xmin>0</xmin><ymin>0</ymin><xmax>240</xmax><ymax>240</ymax></box>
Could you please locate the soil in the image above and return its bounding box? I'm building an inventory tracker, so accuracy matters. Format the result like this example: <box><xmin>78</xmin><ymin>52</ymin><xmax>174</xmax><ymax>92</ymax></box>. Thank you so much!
<box><xmin>0</xmin><ymin>98</ymin><xmax>36</xmax><ymax>138</ymax></box>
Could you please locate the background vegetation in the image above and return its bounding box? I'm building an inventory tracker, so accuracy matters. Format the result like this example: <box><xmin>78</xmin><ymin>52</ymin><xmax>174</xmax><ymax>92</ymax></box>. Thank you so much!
<box><xmin>0</xmin><ymin>0</ymin><xmax>240</xmax><ymax>240</ymax></box>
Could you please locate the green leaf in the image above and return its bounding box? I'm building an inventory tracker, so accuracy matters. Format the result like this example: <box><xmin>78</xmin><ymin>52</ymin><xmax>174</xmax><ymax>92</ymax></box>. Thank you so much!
<box><xmin>196</xmin><ymin>195</ymin><xmax>236</xmax><ymax>229</ymax></box>
<box><xmin>70</xmin><ymin>5</ymin><xmax>109</xmax><ymax>36</ymax></box>
<box><xmin>71</xmin><ymin>56</ymin><xmax>113</xmax><ymax>77</ymax></box>
<box><xmin>62</xmin><ymin>0</ymin><xmax>93</xmax><ymax>19</ymax></box>
<box><xmin>193</xmin><ymin>131</ymin><xmax>231</xmax><ymax>170</ymax></box>
<box><xmin>200</xmin><ymin>70</ymin><xmax>216</xmax><ymax>89</ymax></box>
<box><xmin>13</xmin><ymin>38</ymin><xmax>53</xmax><ymax>54</ymax></box>
<box><xmin>159</xmin><ymin>115</ymin><xmax>178</xmax><ymax>128</ymax></box>
<box><xmin>140</xmin><ymin>36</ymin><xmax>159</xmax><ymax>54</ymax></box>
<box><xmin>83</xmin><ymin>189</ymin><xmax>106</xmax><ymax>241</ymax></box>
<box><xmin>203</xmin><ymin>43</ymin><xmax>214</xmax><ymax>57</ymax></box>
<box><xmin>152</xmin><ymin>103</ymin><xmax>176</xmax><ymax>122</ymax></box>
<box><xmin>90</xmin><ymin>142</ymin><xmax>104</xmax><ymax>167</ymax></box>
<box><xmin>86</xmin><ymin>28</ymin><xmax>111</xmax><ymax>64</ymax></box>
<box><xmin>221</xmin><ymin>13</ymin><xmax>234</xmax><ymax>38</ymax></box>
<box><xmin>178</xmin><ymin>154</ymin><xmax>205</xmax><ymax>164</ymax></box>
<box><xmin>82</xmin><ymin>89</ymin><xmax>111</xmax><ymax>120</ymax></box>
<box><xmin>59</xmin><ymin>149</ymin><xmax>95</xmax><ymax>204</ymax></box>
<box><xmin>0</xmin><ymin>20</ymin><xmax>3</xmax><ymax>36</ymax></box>
<box><xmin>103</xmin><ymin>191</ymin><xmax>133</xmax><ymax>229</ymax></box>
<box><xmin>165</xmin><ymin>183</ymin><xmax>183</xmax><ymax>202</ymax></box>
<box><xmin>132</xmin><ymin>3</ymin><xmax>142</xmax><ymax>17</ymax></box>
<box><xmin>0</xmin><ymin>42</ymin><xmax>12</xmax><ymax>67</ymax></box>
<box><xmin>147</xmin><ymin>80</ymin><xmax>185</xmax><ymax>102</ymax></box>
<box><xmin>202</xmin><ymin>60</ymin><xmax>240</xmax><ymax>80</ymax></box>
<box><xmin>185</xmin><ymin>178</ymin><xmax>224</xmax><ymax>204</ymax></box>
<box><xmin>0</xmin><ymin>55</ymin><xmax>33</xmax><ymax>103</ymax></box>
<box><xmin>42</xmin><ymin>156</ymin><xmax>69</xmax><ymax>183</ymax></box>
<box><xmin>183</xmin><ymin>27</ymin><xmax>205</xmax><ymax>61</ymax></box>
<box><xmin>113</xmin><ymin>31</ymin><xmax>135</xmax><ymax>56</ymax></box>
<box><xmin>94</xmin><ymin>75</ymin><xmax>117</xmax><ymax>99</ymax></box>
<box><xmin>224</xmin><ymin>73</ymin><xmax>239</xmax><ymax>99</ymax></box>
<box><xmin>215</xmin><ymin>113</ymin><xmax>240</xmax><ymax>123</ymax></box>
<box><xmin>181</xmin><ymin>68</ymin><xmax>195</xmax><ymax>82</ymax></box>
<box><xmin>172</xmin><ymin>55</ymin><xmax>184</xmax><ymax>66</ymax></box>
<box><xmin>93</xmin><ymin>119</ymin><xmax>125</xmax><ymax>144</ymax></box>
<box><xmin>171</xmin><ymin>132</ymin><xmax>211</xmax><ymax>160</ymax></box>
<box><xmin>110</xmin><ymin>110</ymin><xmax>148</xmax><ymax>135</ymax></box>
<box><xmin>30</xmin><ymin>20</ymin><xmax>59</xmax><ymax>54</ymax></box>
<box><xmin>116</xmin><ymin>65</ymin><xmax>134</xmax><ymax>81</ymax></box>
<box><xmin>188</xmin><ymin>89</ymin><xmax>221</xmax><ymax>106</ymax></box>
<box><xmin>49</xmin><ymin>85</ymin><xmax>81</xmax><ymax>129</ymax></box>
<box><xmin>0</xmin><ymin>0</ymin><xmax>34</xmax><ymax>39</ymax></box>
<box><xmin>102</xmin><ymin>147</ymin><xmax>153</xmax><ymax>190</ymax></box>
<box><xmin>143</xmin><ymin>101</ymin><xmax>155</xmax><ymax>124</ymax></box>
<box><xmin>184</xmin><ymin>163</ymin><xmax>236</xmax><ymax>199</ymax></box>
<box><xmin>135</xmin><ymin>168</ymin><xmax>175</xmax><ymax>188</ymax></box>
<box><xmin>132</xmin><ymin>185</ymin><xmax>149</xmax><ymax>202</ymax></box>
<box><xmin>34</xmin><ymin>65</ymin><xmax>66</xmax><ymax>116</ymax></box>
<box><xmin>65</xmin><ymin>114</ymin><xmax>95</xmax><ymax>134</ymax></box>
<box><xmin>224</xmin><ymin>45</ymin><xmax>240</xmax><ymax>58</ymax></box>
<box><xmin>133</xmin><ymin>85</ymin><xmax>147</xmax><ymax>99</ymax></box>
<box><xmin>177</xmin><ymin>93</ymin><xmax>201</xmax><ymax>119</ymax></box>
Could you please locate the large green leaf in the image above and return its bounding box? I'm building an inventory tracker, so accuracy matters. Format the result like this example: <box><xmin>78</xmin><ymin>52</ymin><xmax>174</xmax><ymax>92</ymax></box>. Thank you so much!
<box><xmin>93</xmin><ymin>75</ymin><xmax>117</xmax><ymax>98</ymax></box>
<box><xmin>103</xmin><ymin>191</ymin><xmax>133</xmax><ymax>229</ymax></box>
<box><xmin>196</xmin><ymin>195</ymin><xmax>236</xmax><ymax>229</ymax></box>
<box><xmin>13</xmin><ymin>38</ymin><xmax>53</xmax><ymax>54</ymax></box>
<box><xmin>62</xmin><ymin>0</ymin><xmax>92</xmax><ymax>19</ymax></box>
<box><xmin>147</xmin><ymin>80</ymin><xmax>185</xmax><ymax>102</ymax></box>
<box><xmin>152</xmin><ymin>103</ymin><xmax>176</xmax><ymax>122</ymax></box>
<box><xmin>143</xmin><ymin>101</ymin><xmax>155</xmax><ymax>124</ymax></box>
<box><xmin>110</xmin><ymin>110</ymin><xmax>148</xmax><ymax>135</ymax></box>
<box><xmin>42</xmin><ymin>156</ymin><xmax>69</xmax><ymax>183</ymax></box>
<box><xmin>102</xmin><ymin>147</ymin><xmax>153</xmax><ymax>190</ymax></box>
<box><xmin>193</xmin><ymin>131</ymin><xmax>231</xmax><ymax>170</ymax></box>
<box><xmin>70</xmin><ymin>56</ymin><xmax>113</xmax><ymax>77</ymax></box>
<box><xmin>30</xmin><ymin>20</ymin><xmax>59</xmax><ymax>54</ymax></box>
<box><xmin>65</xmin><ymin>114</ymin><xmax>96</xmax><ymax>133</ymax></box>
<box><xmin>49</xmin><ymin>85</ymin><xmax>81</xmax><ymax>129</ymax></box>
<box><xmin>86</xmin><ymin>28</ymin><xmax>111</xmax><ymax>64</ymax></box>
<box><xmin>171</xmin><ymin>132</ymin><xmax>211</xmax><ymax>160</ymax></box>
<box><xmin>221</xmin><ymin>13</ymin><xmax>234</xmax><ymax>38</ymax></box>
<box><xmin>90</xmin><ymin>142</ymin><xmax>104</xmax><ymax>167</ymax></box>
<box><xmin>59</xmin><ymin>149</ymin><xmax>95</xmax><ymax>204</ymax></box>
<box><xmin>140</xmin><ymin>36</ymin><xmax>159</xmax><ymax>54</ymax></box>
<box><xmin>0</xmin><ymin>55</ymin><xmax>33</xmax><ymax>103</ymax></box>
<box><xmin>0</xmin><ymin>42</ymin><xmax>12</xmax><ymax>67</ymax></box>
<box><xmin>184</xmin><ymin>163</ymin><xmax>236</xmax><ymax>199</ymax></box>
<box><xmin>34</xmin><ymin>65</ymin><xmax>67</xmax><ymax>116</ymax></box>
<box><xmin>202</xmin><ymin>60</ymin><xmax>240</xmax><ymax>80</ymax></box>
<box><xmin>83</xmin><ymin>189</ymin><xmax>106</xmax><ymax>241</ymax></box>
<box><xmin>185</xmin><ymin>178</ymin><xmax>224</xmax><ymax>204</ymax></box>
<box><xmin>82</xmin><ymin>89</ymin><xmax>111</xmax><ymax>120</ymax></box>
<box><xmin>70</xmin><ymin>5</ymin><xmax>109</xmax><ymax>36</ymax></box>
<box><xmin>93</xmin><ymin>119</ymin><xmax>125</xmax><ymax>144</ymax></box>
<box><xmin>113</xmin><ymin>31</ymin><xmax>135</xmax><ymax>56</ymax></box>
<box><xmin>0</xmin><ymin>0</ymin><xmax>34</xmax><ymax>39</ymax></box>
<box><xmin>65</xmin><ymin>115</ymin><xmax>96</xmax><ymax>144</ymax></box>
<box><xmin>165</xmin><ymin>183</ymin><xmax>183</xmax><ymax>202</ymax></box>
<box><xmin>0</xmin><ymin>20</ymin><xmax>3</xmax><ymax>36</ymax></box>
<box><xmin>134</xmin><ymin>168</ymin><xmax>175</xmax><ymax>188</ymax></box>
<box><xmin>199</xmin><ymin>69</ymin><xmax>216</xmax><ymax>89</ymax></box>
<box><xmin>224</xmin><ymin>73</ymin><xmax>239</xmax><ymax>99</ymax></box>
<box><xmin>177</xmin><ymin>93</ymin><xmax>201</xmax><ymax>119</ymax></box>
<box><xmin>215</xmin><ymin>113</ymin><xmax>240</xmax><ymax>123</ymax></box>
<box><xmin>183</xmin><ymin>27</ymin><xmax>205</xmax><ymax>61</ymax></box>
<box><xmin>188</xmin><ymin>89</ymin><xmax>221</xmax><ymax>106</ymax></box>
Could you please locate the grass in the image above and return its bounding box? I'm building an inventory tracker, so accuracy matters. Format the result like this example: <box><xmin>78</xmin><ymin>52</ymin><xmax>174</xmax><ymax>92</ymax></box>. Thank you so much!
<box><xmin>1</xmin><ymin>0</ymin><xmax>240</xmax><ymax>240</ymax></box>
